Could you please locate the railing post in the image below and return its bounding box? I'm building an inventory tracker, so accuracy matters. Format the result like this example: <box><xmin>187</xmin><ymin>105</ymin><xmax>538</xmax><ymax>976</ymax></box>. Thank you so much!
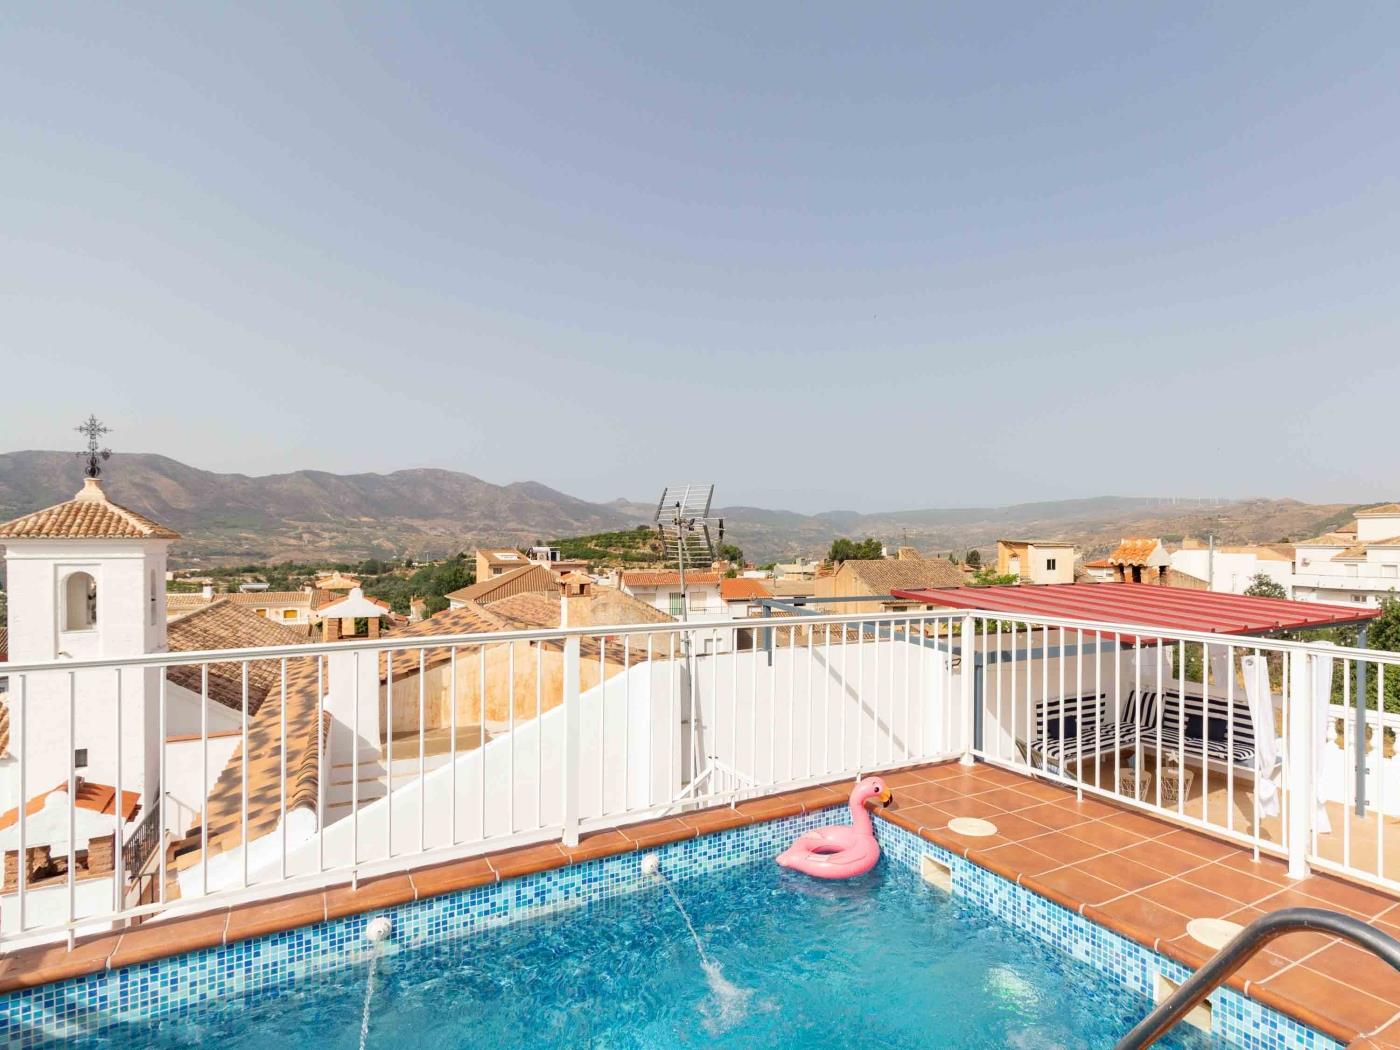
<box><xmin>960</xmin><ymin>614</ymin><xmax>976</xmax><ymax>766</ymax></box>
<box><xmin>1287</xmin><ymin>650</ymin><xmax>1313</xmax><ymax>881</ymax></box>
<box><xmin>561</xmin><ymin>632</ymin><xmax>581</xmax><ymax>847</ymax></box>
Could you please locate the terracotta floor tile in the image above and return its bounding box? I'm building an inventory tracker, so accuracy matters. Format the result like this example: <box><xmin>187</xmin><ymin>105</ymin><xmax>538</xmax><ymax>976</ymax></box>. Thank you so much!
<box><xmin>622</xmin><ymin>817</ymin><xmax>697</xmax><ymax>850</ymax></box>
<box><xmin>1253</xmin><ymin>885</ymin><xmax>1369</xmax><ymax>921</ymax></box>
<box><xmin>1365</xmin><ymin>1016</ymin><xmax>1400</xmax><ymax>1049</ymax></box>
<box><xmin>733</xmin><ymin>795</ymin><xmax>805</xmax><ymax>822</ymax></box>
<box><xmin>1021</xmin><ymin>831</ymin><xmax>1105</xmax><ymax>866</ymax></box>
<box><xmin>1085</xmin><ymin>894</ymin><xmax>1190</xmax><ymax>945</ymax></box>
<box><xmin>1256</xmin><ymin>963</ymin><xmax>1398</xmax><ymax>1039</ymax></box>
<box><xmin>558</xmin><ymin>829</ymin><xmax>636</xmax><ymax>863</ymax></box>
<box><xmin>1190</xmin><ymin>861</ymin><xmax>1285</xmax><ymax>906</ymax></box>
<box><xmin>1021</xmin><ymin>866</ymin><xmax>1125</xmax><ymax>910</ymax></box>
<box><xmin>109</xmin><ymin>909</ymin><xmax>229</xmax><ymax>968</ymax></box>
<box><xmin>226</xmin><ymin>892</ymin><xmax>326</xmax><ymax>943</ymax></box>
<box><xmin>1219</xmin><ymin>850</ymin><xmax>1292</xmax><ymax>882</ymax></box>
<box><xmin>678</xmin><ymin>806</ymin><xmax>751</xmax><ymax>835</ymax></box>
<box><xmin>1077</xmin><ymin>853</ymin><xmax>1172</xmax><ymax>893</ymax></box>
<box><xmin>893</xmin><ymin>780</ymin><xmax>965</xmax><ymax>806</ymax></box>
<box><xmin>324</xmin><ymin>873</ymin><xmax>416</xmax><ymax>920</ymax></box>
<box><xmin>965</xmin><ymin>841</ymin><xmax>1061</xmax><ymax>881</ymax></box>
<box><xmin>921</xmin><ymin>763</ymin><xmax>981</xmax><ymax>782</ymax></box>
<box><xmin>1223</xmin><ymin>907</ymin><xmax>1340</xmax><ymax>962</ymax></box>
<box><xmin>1308</xmin><ymin>942</ymin><xmax>1400</xmax><ymax>1008</ymax></box>
<box><xmin>411</xmin><ymin>855</ymin><xmax>496</xmax><ymax>898</ymax></box>
<box><xmin>974</xmin><ymin>787</ymin><xmax>1047</xmax><ymax>812</ymax></box>
<box><xmin>1160</xmin><ymin>931</ymin><xmax>1293</xmax><ymax>986</ymax></box>
<box><xmin>1062</xmin><ymin>820</ymin><xmax>1149</xmax><ymax>852</ymax></box>
<box><xmin>1019</xmin><ymin>802</ymin><xmax>1096</xmax><ymax>832</ymax></box>
<box><xmin>1137</xmin><ymin>877</ymin><xmax>1241</xmax><ymax>920</ymax></box>
<box><xmin>1012</xmin><ymin>780</ymin><xmax>1077</xmax><ymax>803</ymax></box>
<box><xmin>1100</xmin><ymin>809</ymin><xmax>1178</xmax><ymax>839</ymax></box>
<box><xmin>1051</xmin><ymin>795</ymin><xmax>1125</xmax><ymax>820</ymax></box>
<box><xmin>936</xmin><ymin>796</ymin><xmax>1009</xmax><ymax>820</ymax></box>
<box><xmin>786</xmin><ymin>785</ymin><xmax>848</xmax><ymax>812</ymax></box>
<box><xmin>878</xmin><ymin>769</ymin><xmax>938</xmax><ymax>789</ymax></box>
<box><xmin>0</xmin><ymin>935</ymin><xmax>116</xmax><ymax>992</ymax></box>
<box><xmin>1115</xmin><ymin>840</ymin><xmax>1211</xmax><ymax>878</ymax></box>
<box><xmin>924</xmin><ymin>824</ymin><xmax>1011</xmax><ymax>856</ymax></box>
<box><xmin>966</xmin><ymin>765</ymin><xmax>1034</xmax><ymax>788</ymax></box>
<box><xmin>970</xmin><ymin>812</ymin><xmax>1053</xmax><ymax>844</ymax></box>
<box><xmin>1155</xmin><ymin>827</ymin><xmax>1240</xmax><ymax>861</ymax></box>
<box><xmin>1291</xmin><ymin>874</ymin><xmax>1399</xmax><ymax>919</ymax></box>
<box><xmin>886</xmin><ymin>803</ymin><xmax>949</xmax><ymax>833</ymax></box>
<box><xmin>485</xmin><ymin>842</ymin><xmax>570</xmax><ymax>881</ymax></box>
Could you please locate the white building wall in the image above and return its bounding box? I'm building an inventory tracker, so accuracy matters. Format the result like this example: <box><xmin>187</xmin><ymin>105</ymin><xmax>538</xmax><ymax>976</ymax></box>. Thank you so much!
<box><xmin>179</xmin><ymin>636</ymin><xmax>960</xmax><ymax>895</ymax></box>
<box><xmin>3</xmin><ymin>539</ymin><xmax>168</xmax><ymax>811</ymax></box>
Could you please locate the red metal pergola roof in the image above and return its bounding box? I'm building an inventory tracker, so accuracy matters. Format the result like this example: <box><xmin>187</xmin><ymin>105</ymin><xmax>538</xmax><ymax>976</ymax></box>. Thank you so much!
<box><xmin>889</xmin><ymin>582</ymin><xmax>1380</xmax><ymax>639</ymax></box>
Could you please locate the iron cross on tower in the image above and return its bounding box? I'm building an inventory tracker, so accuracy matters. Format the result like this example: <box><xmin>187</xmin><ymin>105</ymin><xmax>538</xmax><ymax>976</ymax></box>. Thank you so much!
<box><xmin>76</xmin><ymin>414</ymin><xmax>112</xmax><ymax>478</ymax></box>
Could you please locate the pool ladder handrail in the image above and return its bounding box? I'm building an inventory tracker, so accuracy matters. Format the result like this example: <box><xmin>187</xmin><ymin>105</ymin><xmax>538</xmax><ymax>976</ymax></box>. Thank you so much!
<box><xmin>1115</xmin><ymin>906</ymin><xmax>1400</xmax><ymax>1050</ymax></box>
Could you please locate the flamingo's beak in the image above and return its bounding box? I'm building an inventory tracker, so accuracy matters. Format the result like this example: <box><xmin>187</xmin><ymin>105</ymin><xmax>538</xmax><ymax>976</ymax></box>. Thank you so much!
<box><xmin>877</xmin><ymin>789</ymin><xmax>892</xmax><ymax>807</ymax></box>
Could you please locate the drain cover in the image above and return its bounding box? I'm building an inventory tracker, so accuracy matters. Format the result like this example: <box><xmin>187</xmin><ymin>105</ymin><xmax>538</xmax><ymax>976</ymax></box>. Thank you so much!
<box><xmin>947</xmin><ymin>817</ymin><xmax>999</xmax><ymax>837</ymax></box>
<box><xmin>1186</xmin><ymin>918</ymin><xmax>1243</xmax><ymax>950</ymax></box>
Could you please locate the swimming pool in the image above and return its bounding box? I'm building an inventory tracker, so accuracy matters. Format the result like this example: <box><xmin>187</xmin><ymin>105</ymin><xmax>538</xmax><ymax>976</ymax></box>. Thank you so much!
<box><xmin>68</xmin><ymin>856</ymin><xmax>1227</xmax><ymax>1049</ymax></box>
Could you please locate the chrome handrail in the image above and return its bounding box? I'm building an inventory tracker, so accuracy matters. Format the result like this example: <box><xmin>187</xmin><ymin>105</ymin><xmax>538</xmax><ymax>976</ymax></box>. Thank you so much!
<box><xmin>1116</xmin><ymin>907</ymin><xmax>1400</xmax><ymax>1049</ymax></box>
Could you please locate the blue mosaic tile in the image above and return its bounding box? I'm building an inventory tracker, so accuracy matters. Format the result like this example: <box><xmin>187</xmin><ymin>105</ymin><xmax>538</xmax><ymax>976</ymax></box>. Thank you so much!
<box><xmin>870</xmin><ymin>819</ymin><xmax>1343</xmax><ymax>1050</ymax></box>
<box><xmin>0</xmin><ymin>802</ymin><xmax>1341</xmax><ymax>1050</ymax></box>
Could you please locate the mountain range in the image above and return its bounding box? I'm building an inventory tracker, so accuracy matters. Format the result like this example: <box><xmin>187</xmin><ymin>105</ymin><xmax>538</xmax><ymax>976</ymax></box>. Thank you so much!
<box><xmin>0</xmin><ymin>451</ymin><xmax>1360</xmax><ymax>566</ymax></box>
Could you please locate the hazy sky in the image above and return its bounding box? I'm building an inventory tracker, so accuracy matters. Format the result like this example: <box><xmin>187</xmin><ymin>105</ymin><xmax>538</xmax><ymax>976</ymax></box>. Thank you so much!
<box><xmin>2</xmin><ymin>4</ymin><xmax>1397</xmax><ymax>512</ymax></box>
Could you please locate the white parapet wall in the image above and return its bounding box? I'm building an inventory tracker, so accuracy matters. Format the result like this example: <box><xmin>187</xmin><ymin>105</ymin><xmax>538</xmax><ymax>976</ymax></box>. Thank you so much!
<box><xmin>177</xmin><ymin>634</ymin><xmax>957</xmax><ymax>896</ymax></box>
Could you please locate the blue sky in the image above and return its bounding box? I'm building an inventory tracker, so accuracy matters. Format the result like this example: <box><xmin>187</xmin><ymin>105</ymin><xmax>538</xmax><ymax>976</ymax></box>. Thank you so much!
<box><xmin>2</xmin><ymin>4</ymin><xmax>1396</xmax><ymax>512</ymax></box>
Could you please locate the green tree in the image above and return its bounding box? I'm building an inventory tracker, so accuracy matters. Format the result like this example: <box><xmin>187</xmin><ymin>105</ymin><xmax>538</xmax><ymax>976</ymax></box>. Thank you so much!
<box><xmin>965</xmin><ymin>549</ymin><xmax>982</xmax><ymax>569</ymax></box>
<box><xmin>827</xmin><ymin>537</ymin><xmax>883</xmax><ymax>564</ymax></box>
<box><xmin>717</xmin><ymin>542</ymin><xmax>744</xmax><ymax>565</ymax></box>
<box><xmin>971</xmin><ymin>567</ymin><xmax>1019</xmax><ymax>587</ymax></box>
<box><xmin>1243</xmin><ymin>573</ymin><xmax>1287</xmax><ymax>600</ymax></box>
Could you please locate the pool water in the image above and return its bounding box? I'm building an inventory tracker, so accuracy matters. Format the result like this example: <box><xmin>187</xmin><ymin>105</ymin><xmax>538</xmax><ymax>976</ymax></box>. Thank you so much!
<box><xmin>71</xmin><ymin>859</ymin><xmax>1227</xmax><ymax>1049</ymax></box>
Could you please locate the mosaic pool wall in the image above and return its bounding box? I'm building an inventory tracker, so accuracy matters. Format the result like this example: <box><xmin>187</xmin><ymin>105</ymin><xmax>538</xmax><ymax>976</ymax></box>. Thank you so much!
<box><xmin>0</xmin><ymin>805</ymin><xmax>1341</xmax><ymax>1049</ymax></box>
<box><xmin>874</xmin><ymin>819</ymin><xmax>1341</xmax><ymax>1050</ymax></box>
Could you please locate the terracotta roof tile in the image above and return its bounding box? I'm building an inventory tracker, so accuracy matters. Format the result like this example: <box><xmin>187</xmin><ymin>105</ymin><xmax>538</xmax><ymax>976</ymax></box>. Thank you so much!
<box><xmin>1107</xmin><ymin>538</ymin><xmax>1168</xmax><ymax>566</ymax></box>
<box><xmin>720</xmin><ymin>578</ymin><xmax>773</xmax><ymax>601</ymax></box>
<box><xmin>1357</xmin><ymin>503</ymin><xmax>1400</xmax><ymax>516</ymax></box>
<box><xmin>165</xmin><ymin>601</ymin><xmax>313</xmax><ymax>714</ymax></box>
<box><xmin>836</xmin><ymin>557</ymin><xmax>963</xmax><ymax>591</ymax></box>
<box><xmin>444</xmin><ymin>563</ymin><xmax>557</xmax><ymax>605</ymax></box>
<box><xmin>1331</xmin><ymin>536</ymin><xmax>1400</xmax><ymax>561</ymax></box>
<box><xmin>621</xmin><ymin>570</ymin><xmax>722</xmax><ymax>588</ymax></box>
<box><xmin>0</xmin><ymin>478</ymin><xmax>178</xmax><ymax>540</ymax></box>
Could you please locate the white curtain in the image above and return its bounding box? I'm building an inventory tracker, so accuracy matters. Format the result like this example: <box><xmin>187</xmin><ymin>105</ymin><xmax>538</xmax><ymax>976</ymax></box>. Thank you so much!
<box><xmin>1311</xmin><ymin>645</ymin><xmax>1336</xmax><ymax>835</ymax></box>
<box><xmin>1242</xmin><ymin>654</ymin><xmax>1281</xmax><ymax>819</ymax></box>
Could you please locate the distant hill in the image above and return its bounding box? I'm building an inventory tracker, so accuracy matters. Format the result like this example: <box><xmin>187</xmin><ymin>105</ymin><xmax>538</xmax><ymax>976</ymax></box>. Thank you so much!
<box><xmin>0</xmin><ymin>450</ymin><xmax>1362</xmax><ymax>566</ymax></box>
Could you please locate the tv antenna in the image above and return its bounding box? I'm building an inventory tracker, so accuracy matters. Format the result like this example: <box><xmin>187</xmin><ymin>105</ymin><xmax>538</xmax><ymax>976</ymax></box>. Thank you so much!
<box><xmin>654</xmin><ymin>484</ymin><xmax>723</xmax><ymax>623</ymax></box>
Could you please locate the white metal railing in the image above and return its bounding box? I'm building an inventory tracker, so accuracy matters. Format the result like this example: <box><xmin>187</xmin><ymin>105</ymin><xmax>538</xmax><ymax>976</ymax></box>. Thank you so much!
<box><xmin>0</xmin><ymin>603</ymin><xmax>1396</xmax><ymax>951</ymax></box>
<box><xmin>0</xmin><ymin>609</ymin><xmax>965</xmax><ymax>949</ymax></box>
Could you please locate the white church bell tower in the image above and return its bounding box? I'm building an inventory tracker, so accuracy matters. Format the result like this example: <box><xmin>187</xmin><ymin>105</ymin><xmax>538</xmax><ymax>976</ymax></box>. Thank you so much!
<box><xmin>0</xmin><ymin>418</ymin><xmax>178</xmax><ymax>811</ymax></box>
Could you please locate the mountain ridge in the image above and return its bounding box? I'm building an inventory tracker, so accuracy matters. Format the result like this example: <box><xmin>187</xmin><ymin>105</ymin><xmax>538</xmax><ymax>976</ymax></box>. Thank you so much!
<box><xmin>0</xmin><ymin>451</ymin><xmax>1359</xmax><ymax>566</ymax></box>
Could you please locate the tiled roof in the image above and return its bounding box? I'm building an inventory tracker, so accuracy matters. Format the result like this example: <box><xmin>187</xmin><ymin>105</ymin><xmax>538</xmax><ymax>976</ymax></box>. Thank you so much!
<box><xmin>0</xmin><ymin>478</ymin><xmax>179</xmax><ymax>540</ymax></box>
<box><xmin>836</xmin><ymin>557</ymin><xmax>963</xmax><ymax>592</ymax></box>
<box><xmin>165</xmin><ymin>600</ymin><xmax>313</xmax><ymax>713</ymax></box>
<box><xmin>1299</xmin><ymin>530</ymin><xmax>1359</xmax><ymax>547</ymax></box>
<box><xmin>444</xmin><ymin>563</ymin><xmax>556</xmax><ymax>605</ymax></box>
<box><xmin>180</xmin><ymin>650</ymin><xmax>327</xmax><ymax>869</ymax></box>
<box><xmin>1107</xmin><ymin>538</ymin><xmax>1167</xmax><ymax>566</ymax></box>
<box><xmin>621</xmin><ymin>570</ymin><xmax>722</xmax><ymax>589</ymax></box>
<box><xmin>720</xmin><ymin>578</ymin><xmax>773</xmax><ymax>601</ymax></box>
<box><xmin>478</xmin><ymin>548</ymin><xmax>527</xmax><ymax>567</ymax></box>
<box><xmin>0</xmin><ymin>779</ymin><xmax>141</xmax><ymax>832</ymax></box>
<box><xmin>1358</xmin><ymin>503</ymin><xmax>1400</xmax><ymax>516</ymax></box>
<box><xmin>166</xmin><ymin>593</ymin><xmax>215</xmax><ymax>612</ymax></box>
<box><xmin>1332</xmin><ymin>536</ymin><xmax>1400</xmax><ymax>561</ymax></box>
<box><xmin>1084</xmin><ymin>559</ymin><xmax>1112</xmax><ymax>569</ymax></box>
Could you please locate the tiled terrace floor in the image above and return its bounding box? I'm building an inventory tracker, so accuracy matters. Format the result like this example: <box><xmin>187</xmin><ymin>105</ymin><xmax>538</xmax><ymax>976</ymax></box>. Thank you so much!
<box><xmin>880</xmin><ymin>761</ymin><xmax>1400</xmax><ymax>1048</ymax></box>
<box><xmin>5</xmin><ymin>760</ymin><xmax>1400</xmax><ymax>1048</ymax></box>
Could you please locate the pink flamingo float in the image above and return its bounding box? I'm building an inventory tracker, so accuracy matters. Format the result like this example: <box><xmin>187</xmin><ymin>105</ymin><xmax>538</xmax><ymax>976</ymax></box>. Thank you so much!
<box><xmin>775</xmin><ymin>776</ymin><xmax>892</xmax><ymax>879</ymax></box>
